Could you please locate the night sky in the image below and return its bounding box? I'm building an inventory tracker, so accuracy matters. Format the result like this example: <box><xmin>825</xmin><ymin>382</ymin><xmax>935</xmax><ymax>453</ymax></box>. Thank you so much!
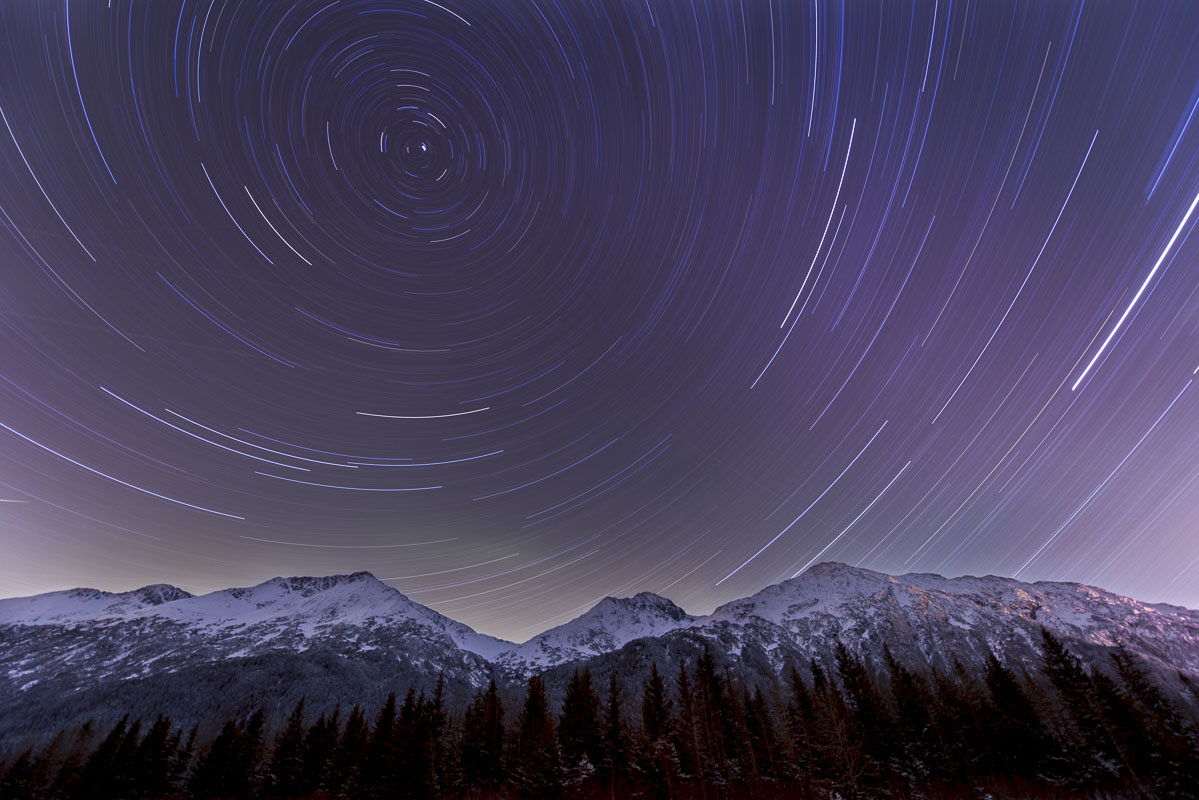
<box><xmin>2</xmin><ymin>0</ymin><xmax>1198</xmax><ymax>640</ymax></box>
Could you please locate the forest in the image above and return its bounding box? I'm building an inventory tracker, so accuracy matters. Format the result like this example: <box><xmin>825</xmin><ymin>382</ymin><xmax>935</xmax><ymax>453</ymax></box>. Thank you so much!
<box><xmin>2</xmin><ymin>630</ymin><xmax>1198</xmax><ymax>799</ymax></box>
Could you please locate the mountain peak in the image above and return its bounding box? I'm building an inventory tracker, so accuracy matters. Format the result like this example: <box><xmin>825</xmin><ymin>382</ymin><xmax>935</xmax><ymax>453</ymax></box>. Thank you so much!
<box><xmin>497</xmin><ymin>590</ymin><xmax>696</xmax><ymax>671</ymax></box>
<box><xmin>261</xmin><ymin>571</ymin><xmax>383</xmax><ymax>597</ymax></box>
<box><xmin>593</xmin><ymin>591</ymin><xmax>688</xmax><ymax>620</ymax></box>
<box><xmin>125</xmin><ymin>584</ymin><xmax>193</xmax><ymax>606</ymax></box>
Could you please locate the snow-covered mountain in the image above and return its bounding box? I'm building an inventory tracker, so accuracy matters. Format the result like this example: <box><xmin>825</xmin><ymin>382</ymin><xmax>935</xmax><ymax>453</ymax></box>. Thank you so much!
<box><xmin>0</xmin><ymin>583</ymin><xmax>193</xmax><ymax>626</ymax></box>
<box><xmin>497</xmin><ymin>592</ymin><xmax>696</xmax><ymax>673</ymax></box>
<box><xmin>0</xmin><ymin>571</ymin><xmax>516</xmax><ymax>748</ymax></box>
<box><xmin>696</xmin><ymin>562</ymin><xmax>1199</xmax><ymax>676</ymax></box>
<box><xmin>2</xmin><ymin>562</ymin><xmax>1197</xmax><ymax>750</ymax></box>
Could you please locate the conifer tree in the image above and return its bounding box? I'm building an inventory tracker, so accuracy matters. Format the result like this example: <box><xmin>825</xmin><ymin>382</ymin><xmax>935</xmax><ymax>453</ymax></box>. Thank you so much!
<box><xmin>641</xmin><ymin>663</ymin><xmax>670</xmax><ymax>743</ymax></box>
<box><xmin>743</xmin><ymin>687</ymin><xmax>782</xmax><ymax>783</ymax></box>
<box><xmin>72</xmin><ymin>715</ymin><xmax>131</xmax><ymax>799</ymax></box>
<box><xmin>268</xmin><ymin>698</ymin><xmax>307</xmax><ymax>797</ymax></box>
<box><xmin>1111</xmin><ymin>647</ymin><xmax>1199</xmax><ymax>796</ymax></box>
<box><xmin>982</xmin><ymin>652</ymin><xmax>1057</xmax><ymax>785</ymax></box>
<box><xmin>189</xmin><ymin>719</ymin><xmax>240</xmax><ymax>799</ymax></box>
<box><xmin>236</xmin><ymin>708</ymin><xmax>266</xmax><ymax>798</ymax></box>
<box><xmin>363</xmin><ymin>692</ymin><xmax>399</xmax><ymax>798</ymax></box>
<box><xmin>170</xmin><ymin>725</ymin><xmax>198</xmax><ymax>794</ymax></box>
<box><xmin>301</xmin><ymin>708</ymin><xmax>339</xmax><ymax>796</ymax></box>
<box><xmin>333</xmin><ymin>705</ymin><xmax>369</xmax><ymax>797</ymax></box>
<box><xmin>427</xmin><ymin>674</ymin><xmax>447</xmax><ymax>794</ymax></box>
<box><xmin>694</xmin><ymin>648</ymin><xmax>729</xmax><ymax>781</ymax></box>
<box><xmin>637</xmin><ymin>663</ymin><xmax>677</xmax><ymax>797</ymax></box>
<box><xmin>602</xmin><ymin>671</ymin><xmax>628</xmax><ymax>789</ymax></box>
<box><xmin>513</xmin><ymin>674</ymin><xmax>563</xmax><ymax>798</ymax></box>
<box><xmin>784</xmin><ymin>664</ymin><xmax>815</xmax><ymax>784</ymax></box>
<box><xmin>558</xmin><ymin>668</ymin><xmax>602</xmax><ymax>779</ymax></box>
<box><xmin>131</xmin><ymin>714</ymin><xmax>176</xmax><ymax>798</ymax></box>
<box><xmin>461</xmin><ymin>679</ymin><xmax>506</xmax><ymax>791</ymax></box>
<box><xmin>672</xmin><ymin>661</ymin><xmax>701</xmax><ymax>779</ymax></box>
<box><xmin>1040</xmin><ymin>629</ymin><xmax>1120</xmax><ymax>789</ymax></box>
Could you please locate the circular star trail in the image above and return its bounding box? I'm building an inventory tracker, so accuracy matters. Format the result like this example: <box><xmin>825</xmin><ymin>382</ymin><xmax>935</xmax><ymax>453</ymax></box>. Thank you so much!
<box><xmin>1</xmin><ymin>0</ymin><xmax>1198</xmax><ymax>639</ymax></box>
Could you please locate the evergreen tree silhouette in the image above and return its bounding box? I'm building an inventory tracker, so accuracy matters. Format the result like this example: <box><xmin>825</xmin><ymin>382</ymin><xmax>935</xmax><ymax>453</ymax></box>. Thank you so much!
<box><xmin>558</xmin><ymin>667</ymin><xmax>602</xmax><ymax>781</ymax></box>
<box><xmin>427</xmin><ymin>674</ymin><xmax>447</xmax><ymax>795</ymax></box>
<box><xmin>743</xmin><ymin>686</ymin><xmax>783</xmax><ymax>783</ymax></box>
<box><xmin>333</xmin><ymin>704</ymin><xmax>369</xmax><ymax>796</ymax></box>
<box><xmin>268</xmin><ymin>697</ymin><xmax>307</xmax><ymax>797</ymax></box>
<box><xmin>1110</xmin><ymin>647</ymin><xmax>1199</xmax><ymax>797</ymax></box>
<box><xmin>512</xmin><ymin>674</ymin><xmax>562</xmax><ymax>799</ymax></box>
<box><xmin>72</xmin><ymin>715</ymin><xmax>131</xmax><ymax>800</ymax></box>
<box><xmin>461</xmin><ymin>679</ymin><xmax>506</xmax><ymax>791</ymax></box>
<box><xmin>694</xmin><ymin>648</ymin><xmax>729</xmax><ymax>782</ymax></box>
<box><xmin>235</xmin><ymin>708</ymin><xmax>266</xmax><ymax>798</ymax></box>
<box><xmin>784</xmin><ymin>663</ymin><xmax>816</xmax><ymax>792</ymax></box>
<box><xmin>131</xmin><ymin>714</ymin><xmax>176</xmax><ymax>798</ymax></box>
<box><xmin>1040</xmin><ymin>629</ymin><xmax>1120</xmax><ymax>790</ymax></box>
<box><xmin>602</xmin><ymin>671</ymin><xmax>628</xmax><ymax>790</ymax></box>
<box><xmin>671</xmin><ymin>660</ymin><xmax>701</xmax><ymax>780</ymax></box>
<box><xmin>189</xmin><ymin>719</ymin><xmax>240</xmax><ymax>798</ymax></box>
<box><xmin>170</xmin><ymin>725</ymin><xmax>198</xmax><ymax>794</ymax></box>
<box><xmin>363</xmin><ymin>691</ymin><xmax>398</xmax><ymax>798</ymax></box>
<box><xmin>301</xmin><ymin>708</ymin><xmax>339</xmax><ymax>796</ymax></box>
<box><xmin>637</xmin><ymin>662</ymin><xmax>677</xmax><ymax>798</ymax></box>
<box><xmin>981</xmin><ymin>651</ymin><xmax>1058</xmax><ymax>786</ymax></box>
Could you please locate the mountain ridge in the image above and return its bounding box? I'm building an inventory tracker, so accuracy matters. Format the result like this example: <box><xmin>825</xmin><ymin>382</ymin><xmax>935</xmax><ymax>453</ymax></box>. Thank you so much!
<box><xmin>3</xmin><ymin>562</ymin><xmax>1197</xmax><ymax>751</ymax></box>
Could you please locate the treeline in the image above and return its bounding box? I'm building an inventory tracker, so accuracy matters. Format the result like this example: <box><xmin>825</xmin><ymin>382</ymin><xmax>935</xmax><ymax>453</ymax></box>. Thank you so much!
<box><xmin>3</xmin><ymin>631</ymin><xmax>1199</xmax><ymax>799</ymax></box>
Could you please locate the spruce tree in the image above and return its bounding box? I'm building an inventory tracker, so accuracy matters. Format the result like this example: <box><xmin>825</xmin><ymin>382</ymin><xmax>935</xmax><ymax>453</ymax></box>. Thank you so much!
<box><xmin>72</xmin><ymin>715</ymin><xmax>131</xmax><ymax>800</ymax></box>
<box><xmin>641</xmin><ymin>663</ymin><xmax>671</xmax><ymax>743</ymax></box>
<box><xmin>672</xmin><ymin>661</ymin><xmax>701</xmax><ymax>780</ymax></box>
<box><xmin>638</xmin><ymin>662</ymin><xmax>677</xmax><ymax>797</ymax></box>
<box><xmin>460</xmin><ymin>679</ymin><xmax>506</xmax><ymax>791</ymax></box>
<box><xmin>558</xmin><ymin>668</ymin><xmax>602</xmax><ymax>780</ymax></box>
<box><xmin>170</xmin><ymin>725</ymin><xmax>198</xmax><ymax>794</ymax></box>
<box><xmin>132</xmin><ymin>714</ymin><xmax>175</xmax><ymax>798</ymax></box>
<box><xmin>513</xmin><ymin>674</ymin><xmax>562</xmax><ymax>799</ymax></box>
<box><xmin>189</xmin><ymin>720</ymin><xmax>240</xmax><ymax>799</ymax></box>
<box><xmin>602</xmin><ymin>671</ymin><xmax>628</xmax><ymax>790</ymax></box>
<box><xmin>694</xmin><ymin>648</ymin><xmax>729</xmax><ymax>781</ymax></box>
<box><xmin>427</xmin><ymin>674</ymin><xmax>447</xmax><ymax>795</ymax></box>
<box><xmin>364</xmin><ymin>692</ymin><xmax>399</xmax><ymax>798</ymax></box>
<box><xmin>269</xmin><ymin>698</ymin><xmax>307</xmax><ymax>797</ymax></box>
<box><xmin>334</xmin><ymin>705</ymin><xmax>369</xmax><ymax>797</ymax></box>
<box><xmin>784</xmin><ymin>664</ymin><xmax>815</xmax><ymax>785</ymax></box>
<box><xmin>301</xmin><ymin>708</ymin><xmax>339</xmax><ymax>796</ymax></box>
<box><xmin>983</xmin><ymin>652</ymin><xmax>1057</xmax><ymax>784</ymax></box>
<box><xmin>1040</xmin><ymin>629</ymin><xmax>1119</xmax><ymax>789</ymax></box>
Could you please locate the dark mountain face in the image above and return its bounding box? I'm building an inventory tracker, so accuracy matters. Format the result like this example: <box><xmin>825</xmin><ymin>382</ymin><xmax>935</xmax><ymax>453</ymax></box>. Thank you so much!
<box><xmin>2</xmin><ymin>563</ymin><xmax>1197</xmax><ymax>753</ymax></box>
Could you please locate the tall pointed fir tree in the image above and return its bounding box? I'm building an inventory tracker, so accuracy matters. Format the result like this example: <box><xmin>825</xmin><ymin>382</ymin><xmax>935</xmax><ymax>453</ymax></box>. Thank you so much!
<box><xmin>268</xmin><ymin>698</ymin><xmax>307</xmax><ymax>797</ymax></box>
<box><xmin>558</xmin><ymin>668</ymin><xmax>602</xmax><ymax>783</ymax></box>
<box><xmin>637</xmin><ymin>662</ymin><xmax>677</xmax><ymax>798</ymax></box>
<box><xmin>602</xmin><ymin>671</ymin><xmax>628</xmax><ymax>791</ymax></box>
<box><xmin>513</xmin><ymin>674</ymin><xmax>563</xmax><ymax>799</ymax></box>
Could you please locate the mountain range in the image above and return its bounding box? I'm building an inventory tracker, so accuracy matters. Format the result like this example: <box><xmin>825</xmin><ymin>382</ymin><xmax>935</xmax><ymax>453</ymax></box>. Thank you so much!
<box><xmin>2</xmin><ymin>562</ymin><xmax>1197</xmax><ymax>752</ymax></box>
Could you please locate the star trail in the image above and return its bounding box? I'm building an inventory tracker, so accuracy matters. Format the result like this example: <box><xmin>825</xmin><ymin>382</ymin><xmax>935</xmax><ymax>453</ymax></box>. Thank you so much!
<box><xmin>1</xmin><ymin>0</ymin><xmax>1198</xmax><ymax>640</ymax></box>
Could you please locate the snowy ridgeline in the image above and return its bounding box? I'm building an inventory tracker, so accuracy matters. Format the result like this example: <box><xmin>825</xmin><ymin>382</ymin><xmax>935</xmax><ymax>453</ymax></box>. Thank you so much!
<box><xmin>3</xmin><ymin>561</ymin><xmax>1198</xmax><ymax>687</ymax></box>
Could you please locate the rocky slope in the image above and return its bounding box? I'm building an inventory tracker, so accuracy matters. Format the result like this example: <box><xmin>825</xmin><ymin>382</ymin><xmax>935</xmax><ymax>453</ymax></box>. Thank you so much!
<box><xmin>2</xmin><ymin>562</ymin><xmax>1197</xmax><ymax>751</ymax></box>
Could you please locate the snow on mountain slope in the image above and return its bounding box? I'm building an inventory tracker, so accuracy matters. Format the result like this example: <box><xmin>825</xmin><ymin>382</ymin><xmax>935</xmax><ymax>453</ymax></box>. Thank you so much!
<box><xmin>3</xmin><ymin>563</ymin><xmax>1197</xmax><ymax>694</ymax></box>
<box><xmin>497</xmin><ymin>592</ymin><xmax>696</xmax><ymax>672</ymax></box>
<box><xmin>0</xmin><ymin>583</ymin><xmax>193</xmax><ymax>626</ymax></box>
<box><xmin>698</xmin><ymin>562</ymin><xmax>1199</xmax><ymax>674</ymax></box>
<box><xmin>0</xmin><ymin>572</ymin><xmax>512</xmax><ymax>700</ymax></box>
<box><xmin>120</xmin><ymin>572</ymin><xmax>511</xmax><ymax>658</ymax></box>
<box><xmin>0</xmin><ymin>572</ymin><xmax>510</xmax><ymax>657</ymax></box>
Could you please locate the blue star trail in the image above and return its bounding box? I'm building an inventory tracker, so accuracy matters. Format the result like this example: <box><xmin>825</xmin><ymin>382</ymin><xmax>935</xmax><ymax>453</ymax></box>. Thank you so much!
<box><xmin>1</xmin><ymin>0</ymin><xmax>1198</xmax><ymax>640</ymax></box>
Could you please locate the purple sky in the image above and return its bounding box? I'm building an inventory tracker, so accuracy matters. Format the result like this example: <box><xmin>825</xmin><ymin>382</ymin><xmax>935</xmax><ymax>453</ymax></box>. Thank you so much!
<box><xmin>1</xmin><ymin>0</ymin><xmax>1198</xmax><ymax>640</ymax></box>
